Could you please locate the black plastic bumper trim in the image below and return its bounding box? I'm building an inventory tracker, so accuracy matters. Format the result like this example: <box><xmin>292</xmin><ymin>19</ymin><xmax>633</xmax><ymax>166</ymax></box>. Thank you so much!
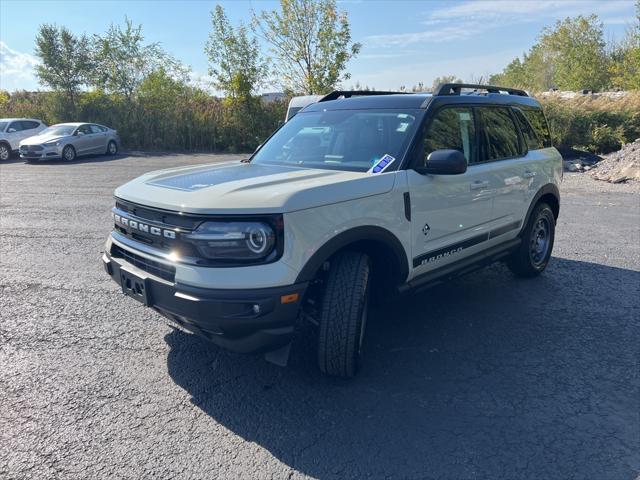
<box><xmin>103</xmin><ymin>252</ymin><xmax>307</xmax><ymax>354</ymax></box>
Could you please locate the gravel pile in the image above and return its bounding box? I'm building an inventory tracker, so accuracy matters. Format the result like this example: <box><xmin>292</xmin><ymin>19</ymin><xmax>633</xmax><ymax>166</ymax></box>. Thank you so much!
<box><xmin>589</xmin><ymin>138</ymin><xmax>640</xmax><ymax>184</ymax></box>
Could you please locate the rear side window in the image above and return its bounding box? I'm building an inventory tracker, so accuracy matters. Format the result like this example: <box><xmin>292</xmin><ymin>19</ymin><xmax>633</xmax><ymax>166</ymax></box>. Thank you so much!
<box><xmin>520</xmin><ymin>106</ymin><xmax>552</xmax><ymax>148</ymax></box>
<box><xmin>478</xmin><ymin>107</ymin><xmax>521</xmax><ymax>161</ymax></box>
<box><xmin>512</xmin><ymin>108</ymin><xmax>542</xmax><ymax>150</ymax></box>
<box><xmin>21</xmin><ymin>120</ymin><xmax>40</xmax><ymax>130</ymax></box>
<box><xmin>422</xmin><ymin>107</ymin><xmax>475</xmax><ymax>166</ymax></box>
<box><xmin>90</xmin><ymin>125</ymin><xmax>105</xmax><ymax>133</ymax></box>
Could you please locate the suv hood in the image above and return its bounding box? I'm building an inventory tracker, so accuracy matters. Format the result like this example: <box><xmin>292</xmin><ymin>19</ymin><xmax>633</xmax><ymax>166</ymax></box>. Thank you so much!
<box><xmin>20</xmin><ymin>134</ymin><xmax>65</xmax><ymax>146</ymax></box>
<box><xmin>115</xmin><ymin>161</ymin><xmax>396</xmax><ymax>214</ymax></box>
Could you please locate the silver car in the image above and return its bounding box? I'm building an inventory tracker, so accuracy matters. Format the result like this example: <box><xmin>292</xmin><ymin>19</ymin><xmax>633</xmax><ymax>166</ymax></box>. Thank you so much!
<box><xmin>19</xmin><ymin>122</ymin><xmax>120</xmax><ymax>162</ymax></box>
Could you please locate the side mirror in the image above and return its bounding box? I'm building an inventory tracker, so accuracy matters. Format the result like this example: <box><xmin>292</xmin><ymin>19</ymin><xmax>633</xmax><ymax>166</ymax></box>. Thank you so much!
<box><xmin>76</xmin><ymin>131</ymin><xmax>84</xmax><ymax>136</ymax></box>
<box><xmin>414</xmin><ymin>149</ymin><xmax>467</xmax><ymax>175</ymax></box>
<box><xmin>7</xmin><ymin>128</ymin><xmax>16</xmax><ymax>133</ymax></box>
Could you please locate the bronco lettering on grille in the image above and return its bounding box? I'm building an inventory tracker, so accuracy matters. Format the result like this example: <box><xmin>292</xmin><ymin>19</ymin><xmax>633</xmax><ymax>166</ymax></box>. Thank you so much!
<box><xmin>113</xmin><ymin>213</ymin><xmax>177</xmax><ymax>239</ymax></box>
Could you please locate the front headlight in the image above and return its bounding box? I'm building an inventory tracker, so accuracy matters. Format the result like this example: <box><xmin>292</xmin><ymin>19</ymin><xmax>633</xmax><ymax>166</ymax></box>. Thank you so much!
<box><xmin>184</xmin><ymin>221</ymin><xmax>278</xmax><ymax>262</ymax></box>
<box><xmin>43</xmin><ymin>141</ymin><xmax>60</xmax><ymax>147</ymax></box>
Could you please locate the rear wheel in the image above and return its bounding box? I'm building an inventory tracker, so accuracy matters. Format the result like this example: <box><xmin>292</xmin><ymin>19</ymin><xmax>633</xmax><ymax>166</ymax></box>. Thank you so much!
<box><xmin>0</xmin><ymin>143</ymin><xmax>10</xmax><ymax>161</ymax></box>
<box><xmin>508</xmin><ymin>202</ymin><xmax>555</xmax><ymax>277</ymax></box>
<box><xmin>107</xmin><ymin>140</ymin><xmax>118</xmax><ymax>155</ymax></box>
<box><xmin>317</xmin><ymin>251</ymin><xmax>371</xmax><ymax>378</ymax></box>
<box><xmin>62</xmin><ymin>145</ymin><xmax>76</xmax><ymax>162</ymax></box>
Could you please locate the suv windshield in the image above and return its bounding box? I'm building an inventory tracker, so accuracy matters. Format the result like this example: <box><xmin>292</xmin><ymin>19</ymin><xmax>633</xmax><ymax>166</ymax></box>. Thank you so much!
<box><xmin>252</xmin><ymin>109</ymin><xmax>422</xmax><ymax>172</ymax></box>
<box><xmin>0</xmin><ymin>121</ymin><xmax>8</xmax><ymax>132</ymax></box>
<box><xmin>41</xmin><ymin>125</ymin><xmax>75</xmax><ymax>136</ymax></box>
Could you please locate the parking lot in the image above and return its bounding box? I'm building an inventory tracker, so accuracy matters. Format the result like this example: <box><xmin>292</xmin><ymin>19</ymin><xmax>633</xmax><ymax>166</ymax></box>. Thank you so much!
<box><xmin>1</xmin><ymin>152</ymin><xmax>638</xmax><ymax>479</ymax></box>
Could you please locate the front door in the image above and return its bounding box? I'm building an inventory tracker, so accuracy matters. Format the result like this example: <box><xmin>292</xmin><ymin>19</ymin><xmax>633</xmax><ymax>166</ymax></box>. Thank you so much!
<box><xmin>408</xmin><ymin>106</ymin><xmax>496</xmax><ymax>278</ymax></box>
<box><xmin>74</xmin><ymin>124</ymin><xmax>94</xmax><ymax>154</ymax></box>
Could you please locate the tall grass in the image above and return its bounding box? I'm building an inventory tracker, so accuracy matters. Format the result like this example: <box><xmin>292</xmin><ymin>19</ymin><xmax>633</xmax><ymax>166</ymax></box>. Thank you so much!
<box><xmin>1</xmin><ymin>89</ymin><xmax>638</xmax><ymax>155</ymax></box>
<box><xmin>538</xmin><ymin>92</ymin><xmax>640</xmax><ymax>154</ymax></box>
<box><xmin>0</xmin><ymin>90</ymin><xmax>286</xmax><ymax>153</ymax></box>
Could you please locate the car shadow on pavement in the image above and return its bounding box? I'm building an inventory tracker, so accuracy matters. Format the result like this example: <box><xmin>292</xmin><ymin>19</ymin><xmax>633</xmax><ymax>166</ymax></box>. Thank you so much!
<box><xmin>165</xmin><ymin>257</ymin><xmax>639</xmax><ymax>479</ymax></box>
<box><xmin>20</xmin><ymin>153</ymin><xmax>130</xmax><ymax>165</ymax></box>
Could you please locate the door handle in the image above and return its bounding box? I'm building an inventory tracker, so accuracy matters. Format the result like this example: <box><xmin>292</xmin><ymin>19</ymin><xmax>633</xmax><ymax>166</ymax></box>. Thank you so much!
<box><xmin>523</xmin><ymin>171</ymin><xmax>536</xmax><ymax>179</ymax></box>
<box><xmin>470</xmin><ymin>180</ymin><xmax>489</xmax><ymax>190</ymax></box>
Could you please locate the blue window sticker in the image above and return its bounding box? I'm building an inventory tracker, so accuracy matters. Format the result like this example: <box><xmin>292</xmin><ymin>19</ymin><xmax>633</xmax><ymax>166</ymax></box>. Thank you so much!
<box><xmin>368</xmin><ymin>154</ymin><xmax>396</xmax><ymax>174</ymax></box>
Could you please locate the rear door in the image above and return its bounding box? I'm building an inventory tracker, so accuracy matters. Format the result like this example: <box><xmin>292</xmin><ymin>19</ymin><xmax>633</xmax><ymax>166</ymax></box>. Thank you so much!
<box><xmin>90</xmin><ymin>124</ymin><xmax>108</xmax><ymax>152</ymax></box>
<box><xmin>20</xmin><ymin>120</ymin><xmax>44</xmax><ymax>144</ymax></box>
<box><xmin>408</xmin><ymin>106</ymin><xmax>496</xmax><ymax>277</ymax></box>
<box><xmin>475</xmin><ymin>106</ymin><xmax>529</xmax><ymax>240</ymax></box>
<box><xmin>7</xmin><ymin>121</ymin><xmax>25</xmax><ymax>149</ymax></box>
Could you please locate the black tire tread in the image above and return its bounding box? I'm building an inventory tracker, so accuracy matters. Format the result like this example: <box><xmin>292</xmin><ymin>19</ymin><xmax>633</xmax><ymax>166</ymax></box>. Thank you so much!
<box><xmin>508</xmin><ymin>202</ymin><xmax>555</xmax><ymax>277</ymax></box>
<box><xmin>317</xmin><ymin>251</ymin><xmax>370</xmax><ymax>377</ymax></box>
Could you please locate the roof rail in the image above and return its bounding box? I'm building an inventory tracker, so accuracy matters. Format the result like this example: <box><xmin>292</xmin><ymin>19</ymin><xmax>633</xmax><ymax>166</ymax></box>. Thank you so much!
<box><xmin>434</xmin><ymin>83</ymin><xmax>529</xmax><ymax>97</ymax></box>
<box><xmin>318</xmin><ymin>90</ymin><xmax>407</xmax><ymax>102</ymax></box>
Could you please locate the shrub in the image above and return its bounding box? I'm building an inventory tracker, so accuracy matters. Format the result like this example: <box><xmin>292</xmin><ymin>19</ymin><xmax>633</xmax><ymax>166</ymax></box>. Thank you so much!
<box><xmin>539</xmin><ymin>92</ymin><xmax>640</xmax><ymax>154</ymax></box>
<box><xmin>0</xmin><ymin>89</ymin><xmax>287</xmax><ymax>153</ymax></box>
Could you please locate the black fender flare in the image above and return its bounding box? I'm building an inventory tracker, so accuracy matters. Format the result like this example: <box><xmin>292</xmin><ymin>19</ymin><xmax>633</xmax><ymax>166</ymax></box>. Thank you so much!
<box><xmin>295</xmin><ymin>226</ymin><xmax>409</xmax><ymax>284</ymax></box>
<box><xmin>520</xmin><ymin>183</ymin><xmax>560</xmax><ymax>235</ymax></box>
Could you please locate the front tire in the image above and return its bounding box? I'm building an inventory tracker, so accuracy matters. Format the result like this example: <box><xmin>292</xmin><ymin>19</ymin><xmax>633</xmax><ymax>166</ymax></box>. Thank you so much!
<box><xmin>317</xmin><ymin>251</ymin><xmax>371</xmax><ymax>378</ymax></box>
<box><xmin>508</xmin><ymin>202</ymin><xmax>555</xmax><ymax>277</ymax></box>
<box><xmin>0</xmin><ymin>143</ymin><xmax>10</xmax><ymax>161</ymax></box>
<box><xmin>62</xmin><ymin>145</ymin><xmax>76</xmax><ymax>162</ymax></box>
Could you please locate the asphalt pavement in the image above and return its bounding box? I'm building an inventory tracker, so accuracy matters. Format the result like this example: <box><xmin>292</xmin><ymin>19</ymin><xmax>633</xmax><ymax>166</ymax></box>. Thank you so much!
<box><xmin>1</xmin><ymin>152</ymin><xmax>638</xmax><ymax>479</ymax></box>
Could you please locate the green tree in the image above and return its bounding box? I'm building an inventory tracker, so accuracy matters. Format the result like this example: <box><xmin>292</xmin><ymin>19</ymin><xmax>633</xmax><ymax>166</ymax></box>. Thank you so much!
<box><xmin>490</xmin><ymin>45</ymin><xmax>554</xmax><ymax>91</ymax></box>
<box><xmin>491</xmin><ymin>15</ymin><xmax>609</xmax><ymax>92</ymax></box>
<box><xmin>205</xmin><ymin>5</ymin><xmax>268</xmax><ymax>100</ymax></box>
<box><xmin>92</xmin><ymin>18</ymin><xmax>186</xmax><ymax>98</ymax></box>
<box><xmin>609</xmin><ymin>1</ymin><xmax>640</xmax><ymax>90</ymax></box>
<box><xmin>253</xmin><ymin>0</ymin><xmax>361</xmax><ymax>94</ymax></box>
<box><xmin>539</xmin><ymin>15</ymin><xmax>609</xmax><ymax>91</ymax></box>
<box><xmin>34</xmin><ymin>24</ymin><xmax>92</xmax><ymax>110</ymax></box>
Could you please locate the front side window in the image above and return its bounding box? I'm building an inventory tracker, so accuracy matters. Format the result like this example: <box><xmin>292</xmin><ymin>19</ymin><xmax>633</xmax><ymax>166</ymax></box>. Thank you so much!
<box><xmin>421</xmin><ymin>107</ymin><xmax>475</xmax><ymax>166</ymax></box>
<box><xmin>8</xmin><ymin>121</ymin><xmax>23</xmax><ymax>133</ymax></box>
<box><xmin>77</xmin><ymin>125</ymin><xmax>93</xmax><ymax>135</ymax></box>
<box><xmin>252</xmin><ymin>109</ymin><xmax>421</xmax><ymax>172</ymax></box>
<box><xmin>478</xmin><ymin>107</ymin><xmax>521</xmax><ymax>161</ymax></box>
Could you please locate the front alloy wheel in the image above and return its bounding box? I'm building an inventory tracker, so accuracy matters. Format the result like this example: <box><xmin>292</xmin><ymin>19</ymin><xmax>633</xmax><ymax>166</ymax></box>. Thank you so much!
<box><xmin>63</xmin><ymin>145</ymin><xmax>76</xmax><ymax>162</ymax></box>
<box><xmin>0</xmin><ymin>144</ymin><xmax>10</xmax><ymax>161</ymax></box>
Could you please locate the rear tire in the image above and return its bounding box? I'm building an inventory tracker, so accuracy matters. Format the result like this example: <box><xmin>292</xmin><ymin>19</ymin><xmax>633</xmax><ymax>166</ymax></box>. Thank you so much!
<box><xmin>317</xmin><ymin>251</ymin><xmax>371</xmax><ymax>378</ymax></box>
<box><xmin>107</xmin><ymin>140</ymin><xmax>118</xmax><ymax>155</ymax></box>
<box><xmin>508</xmin><ymin>202</ymin><xmax>555</xmax><ymax>277</ymax></box>
<box><xmin>62</xmin><ymin>145</ymin><xmax>76</xmax><ymax>162</ymax></box>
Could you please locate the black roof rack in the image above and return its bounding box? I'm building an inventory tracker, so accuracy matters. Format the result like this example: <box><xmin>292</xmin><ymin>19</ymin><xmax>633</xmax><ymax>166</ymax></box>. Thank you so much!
<box><xmin>434</xmin><ymin>83</ymin><xmax>529</xmax><ymax>97</ymax></box>
<box><xmin>318</xmin><ymin>90</ymin><xmax>407</xmax><ymax>102</ymax></box>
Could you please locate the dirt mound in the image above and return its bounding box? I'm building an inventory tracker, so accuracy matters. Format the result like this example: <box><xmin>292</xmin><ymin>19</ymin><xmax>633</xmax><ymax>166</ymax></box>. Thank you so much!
<box><xmin>589</xmin><ymin>139</ymin><xmax>640</xmax><ymax>184</ymax></box>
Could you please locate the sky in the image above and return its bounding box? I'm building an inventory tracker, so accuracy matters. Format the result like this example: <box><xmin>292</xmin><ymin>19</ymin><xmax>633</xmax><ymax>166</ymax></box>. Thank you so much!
<box><xmin>0</xmin><ymin>0</ymin><xmax>637</xmax><ymax>93</ymax></box>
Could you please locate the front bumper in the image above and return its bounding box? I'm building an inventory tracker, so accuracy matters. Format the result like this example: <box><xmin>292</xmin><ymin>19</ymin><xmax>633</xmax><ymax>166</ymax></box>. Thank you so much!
<box><xmin>102</xmin><ymin>250</ymin><xmax>308</xmax><ymax>354</ymax></box>
<box><xmin>19</xmin><ymin>144</ymin><xmax>62</xmax><ymax>160</ymax></box>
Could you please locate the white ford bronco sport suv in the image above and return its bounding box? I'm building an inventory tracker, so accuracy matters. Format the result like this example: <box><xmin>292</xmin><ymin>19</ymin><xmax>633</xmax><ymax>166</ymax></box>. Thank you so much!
<box><xmin>103</xmin><ymin>84</ymin><xmax>562</xmax><ymax>377</ymax></box>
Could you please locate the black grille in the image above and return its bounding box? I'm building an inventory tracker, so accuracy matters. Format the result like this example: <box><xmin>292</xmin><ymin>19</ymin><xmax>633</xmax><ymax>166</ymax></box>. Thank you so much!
<box><xmin>21</xmin><ymin>145</ymin><xmax>43</xmax><ymax>152</ymax></box>
<box><xmin>111</xmin><ymin>244</ymin><xmax>176</xmax><ymax>282</ymax></box>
